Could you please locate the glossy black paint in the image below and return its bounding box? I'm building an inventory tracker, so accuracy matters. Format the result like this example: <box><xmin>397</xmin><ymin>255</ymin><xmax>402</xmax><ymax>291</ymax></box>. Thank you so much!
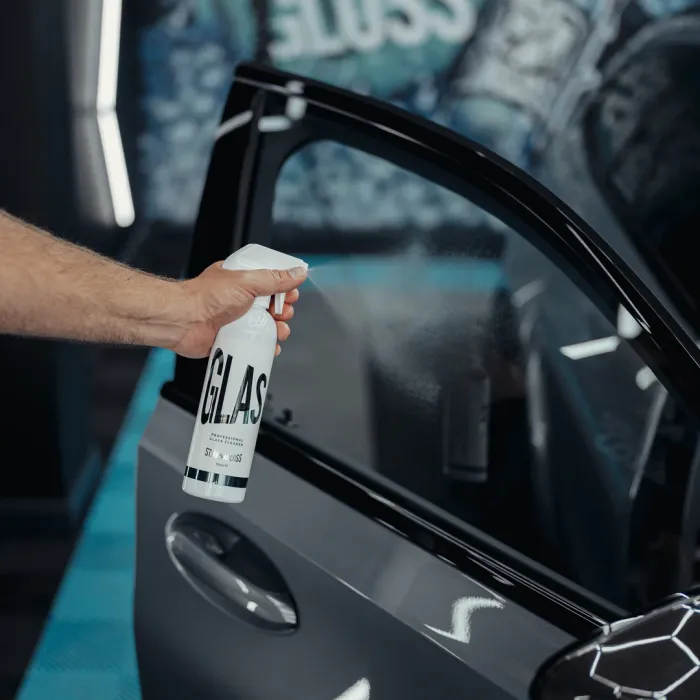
<box><xmin>164</xmin><ymin>63</ymin><xmax>700</xmax><ymax>635</ymax></box>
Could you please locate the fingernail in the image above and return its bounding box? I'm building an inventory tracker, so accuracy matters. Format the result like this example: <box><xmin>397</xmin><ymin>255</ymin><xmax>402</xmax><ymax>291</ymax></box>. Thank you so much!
<box><xmin>289</xmin><ymin>266</ymin><xmax>306</xmax><ymax>278</ymax></box>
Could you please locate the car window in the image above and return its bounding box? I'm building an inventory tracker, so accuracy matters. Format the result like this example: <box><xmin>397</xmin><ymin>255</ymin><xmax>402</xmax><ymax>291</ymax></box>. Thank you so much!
<box><xmin>263</xmin><ymin>140</ymin><xmax>697</xmax><ymax>611</ymax></box>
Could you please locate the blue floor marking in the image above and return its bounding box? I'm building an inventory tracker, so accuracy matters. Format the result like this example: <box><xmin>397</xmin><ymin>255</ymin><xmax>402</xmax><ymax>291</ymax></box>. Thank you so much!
<box><xmin>16</xmin><ymin>349</ymin><xmax>176</xmax><ymax>700</ymax></box>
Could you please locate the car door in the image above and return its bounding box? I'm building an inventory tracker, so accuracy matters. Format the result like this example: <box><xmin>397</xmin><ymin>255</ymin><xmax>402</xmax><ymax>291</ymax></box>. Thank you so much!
<box><xmin>135</xmin><ymin>63</ymin><xmax>700</xmax><ymax>700</ymax></box>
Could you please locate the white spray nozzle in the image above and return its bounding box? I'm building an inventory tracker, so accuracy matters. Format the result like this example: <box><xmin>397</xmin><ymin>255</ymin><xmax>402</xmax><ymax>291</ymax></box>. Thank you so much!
<box><xmin>222</xmin><ymin>244</ymin><xmax>308</xmax><ymax>313</ymax></box>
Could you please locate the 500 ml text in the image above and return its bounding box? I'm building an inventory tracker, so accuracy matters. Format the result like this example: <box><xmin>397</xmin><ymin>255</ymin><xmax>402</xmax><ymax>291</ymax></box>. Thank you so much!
<box><xmin>205</xmin><ymin>447</ymin><xmax>242</xmax><ymax>462</ymax></box>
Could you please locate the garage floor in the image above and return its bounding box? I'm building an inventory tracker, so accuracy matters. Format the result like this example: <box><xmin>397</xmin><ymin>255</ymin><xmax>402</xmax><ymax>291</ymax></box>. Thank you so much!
<box><xmin>0</xmin><ymin>345</ymin><xmax>150</xmax><ymax>700</ymax></box>
<box><xmin>15</xmin><ymin>349</ymin><xmax>175</xmax><ymax>700</ymax></box>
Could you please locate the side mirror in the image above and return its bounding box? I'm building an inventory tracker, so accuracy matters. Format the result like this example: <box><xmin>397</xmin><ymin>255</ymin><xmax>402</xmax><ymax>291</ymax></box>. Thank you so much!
<box><xmin>531</xmin><ymin>593</ymin><xmax>700</xmax><ymax>699</ymax></box>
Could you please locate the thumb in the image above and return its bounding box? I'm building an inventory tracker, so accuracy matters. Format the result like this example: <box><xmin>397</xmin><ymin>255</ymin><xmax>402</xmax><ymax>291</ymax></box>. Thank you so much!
<box><xmin>237</xmin><ymin>266</ymin><xmax>307</xmax><ymax>296</ymax></box>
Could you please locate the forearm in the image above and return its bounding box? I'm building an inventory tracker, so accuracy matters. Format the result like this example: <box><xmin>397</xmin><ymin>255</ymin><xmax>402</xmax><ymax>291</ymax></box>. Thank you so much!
<box><xmin>0</xmin><ymin>211</ymin><xmax>186</xmax><ymax>348</ymax></box>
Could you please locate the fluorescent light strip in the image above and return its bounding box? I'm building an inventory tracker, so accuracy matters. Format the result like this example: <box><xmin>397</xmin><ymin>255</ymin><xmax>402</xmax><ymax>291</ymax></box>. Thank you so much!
<box><xmin>96</xmin><ymin>0</ymin><xmax>134</xmax><ymax>227</ymax></box>
<box><xmin>97</xmin><ymin>0</ymin><xmax>121</xmax><ymax>110</ymax></box>
<box><xmin>97</xmin><ymin>111</ymin><xmax>135</xmax><ymax>227</ymax></box>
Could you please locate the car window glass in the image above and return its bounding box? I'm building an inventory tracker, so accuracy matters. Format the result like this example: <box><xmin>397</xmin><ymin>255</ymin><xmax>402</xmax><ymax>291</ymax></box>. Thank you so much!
<box><xmin>265</xmin><ymin>140</ymin><xmax>697</xmax><ymax>610</ymax></box>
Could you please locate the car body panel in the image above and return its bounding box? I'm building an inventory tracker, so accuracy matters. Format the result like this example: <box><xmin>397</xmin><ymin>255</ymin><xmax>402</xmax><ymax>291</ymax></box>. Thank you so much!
<box><xmin>137</xmin><ymin>399</ymin><xmax>574</xmax><ymax>700</ymax></box>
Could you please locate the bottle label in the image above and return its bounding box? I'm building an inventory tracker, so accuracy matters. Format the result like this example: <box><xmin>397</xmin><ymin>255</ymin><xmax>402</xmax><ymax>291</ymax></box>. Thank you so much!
<box><xmin>186</xmin><ymin>341</ymin><xmax>273</xmax><ymax>483</ymax></box>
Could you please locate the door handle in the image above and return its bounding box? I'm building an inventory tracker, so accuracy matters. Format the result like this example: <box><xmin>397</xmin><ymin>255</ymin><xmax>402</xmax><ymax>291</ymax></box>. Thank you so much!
<box><xmin>165</xmin><ymin>512</ymin><xmax>298</xmax><ymax>632</ymax></box>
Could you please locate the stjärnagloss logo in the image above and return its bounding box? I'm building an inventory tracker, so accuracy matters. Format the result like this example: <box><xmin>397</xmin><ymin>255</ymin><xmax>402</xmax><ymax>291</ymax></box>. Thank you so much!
<box><xmin>200</xmin><ymin>348</ymin><xmax>268</xmax><ymax>426</ymax></box>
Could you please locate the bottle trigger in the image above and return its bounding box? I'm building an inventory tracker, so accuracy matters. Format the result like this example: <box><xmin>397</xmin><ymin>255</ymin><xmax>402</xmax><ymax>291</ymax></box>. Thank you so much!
<box><xmin>274</xmin><ymin>293</ymin><xmax>285</xmax><ymax>316</ymax></box>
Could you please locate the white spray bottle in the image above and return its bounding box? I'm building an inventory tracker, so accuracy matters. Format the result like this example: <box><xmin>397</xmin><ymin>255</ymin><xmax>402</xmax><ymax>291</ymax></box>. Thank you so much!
<box><xmin>183</xmin><ymin>244</ymin><xmax>308</xmax><ymax>504</ymax></box>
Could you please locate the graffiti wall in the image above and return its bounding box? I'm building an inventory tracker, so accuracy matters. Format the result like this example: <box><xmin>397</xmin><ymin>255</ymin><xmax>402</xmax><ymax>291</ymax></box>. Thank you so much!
<box><xmin>137</xmin><ymin>0</ymin><xmax>700</xmax><ymax>236</ymax></box>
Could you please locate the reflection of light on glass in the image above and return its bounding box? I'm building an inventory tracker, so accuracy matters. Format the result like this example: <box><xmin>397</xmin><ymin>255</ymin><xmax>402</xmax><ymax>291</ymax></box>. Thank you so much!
<box><xmin>635</xmin><ymin>366</ymin><xmax>657</xmax><ymax>390</ymax></box>
<box><xmin>334</xmin><ymin>678</ymin><xmax>370</xmax><ymax>700</ymax></box>
<box><xmin>629</xmin><ymin>385</ymin><xmax>668</xmax><ymax>499</ymax></box>
<box><xmin>235</xmin><ymin>578</ymin><xmax>250</xmax><ymax>595</ymax></box>
<box><xmin>617</xmin><ymin>306</ymin><xmax>642</xmax><ymax>339</ymax></box>
<box><xmin>560</xmin><ymin>336</ymin><xmax>619</xmax><ymax>360</ymax></box>
<box><xmin>526</xmin><ymin>349</ymin><xmax>547</xmax><ymax>451</ymax></box>
<box><xmin>512</xmin><ymin>279</ymin><xmax>545</xmax><ymax>307</ymax></box>
<box><xmin>246</xmin><ymin>601</ymin><xmax>258</xmax><ymax>613</ymax></box>
<box><xmin>425</xmin><ymin>596</ymin><xmax>504</xmax><ymax>644</ymax></box>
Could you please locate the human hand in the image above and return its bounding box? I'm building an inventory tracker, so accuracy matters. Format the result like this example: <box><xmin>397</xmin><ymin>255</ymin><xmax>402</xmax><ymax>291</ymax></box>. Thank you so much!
<box><xmin>170</xmin><ymin>261</ymin><xmax>307</xmax><ymax>359</ymax></box>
